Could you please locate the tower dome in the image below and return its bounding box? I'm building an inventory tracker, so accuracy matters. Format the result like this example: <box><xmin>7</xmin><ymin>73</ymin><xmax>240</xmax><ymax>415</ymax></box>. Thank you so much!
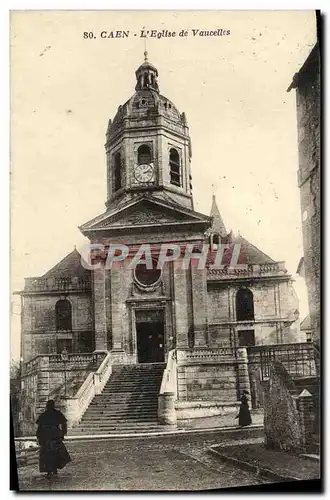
<box><xmin>105</xmin><ymin>54</ymin><xmax>193</xmax><ymax>210</ymax></box>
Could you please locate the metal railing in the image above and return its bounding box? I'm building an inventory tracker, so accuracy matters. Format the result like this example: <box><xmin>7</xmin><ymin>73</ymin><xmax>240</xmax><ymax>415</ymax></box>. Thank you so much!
<box><xmin>247</xmin><ymin>342</ymin><xmax>317</xmax><ymax>380</ymax></box>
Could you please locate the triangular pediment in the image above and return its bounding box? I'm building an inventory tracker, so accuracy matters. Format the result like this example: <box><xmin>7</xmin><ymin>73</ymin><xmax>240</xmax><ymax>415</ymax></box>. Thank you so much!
<box><xmin>79</xmin><ymin>195</ymin><xmax>211</xmax><ymax>235</ymax></box>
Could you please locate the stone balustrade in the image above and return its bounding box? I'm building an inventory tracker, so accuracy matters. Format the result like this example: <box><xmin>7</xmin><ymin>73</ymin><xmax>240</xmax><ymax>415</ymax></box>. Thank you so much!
<box><xmin>176</xmin><ymin>347</ymin><xmax>235</xmax><ymax>365</ymax></box>
<box><xmin>24</xmin><ymin>276</ymin><xmax>91</xmax><ymax>293</ymax></box>
<box><xmin>22</xmin><ymin>352</ymin><xmax>106</xmax><ymax>376</ymax></box>
<box><xmin>48</xmin><ymin>352</ymin><xmax>106</xmax><ymax>371</ymax></box>
<box><xmin>207</xmin><ymin>262</ymin><xmax>287</xmax><ymax>280</ymax></box>
<box><xmin>158</xmin><ymin>350</ymin><xmax>177</xmax><ymax>426</ymax></box>
<box><xmin>63</xmin><ymin>351</ymin><xmax>113</xmax><ymax>428</ymax></box>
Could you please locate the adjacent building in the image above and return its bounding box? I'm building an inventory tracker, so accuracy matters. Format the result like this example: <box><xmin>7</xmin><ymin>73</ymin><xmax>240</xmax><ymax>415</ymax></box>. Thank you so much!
<box><xmin>288</xmin><ymin>42</ymin><xmax>321</xmax><ymax>346</ymax></box>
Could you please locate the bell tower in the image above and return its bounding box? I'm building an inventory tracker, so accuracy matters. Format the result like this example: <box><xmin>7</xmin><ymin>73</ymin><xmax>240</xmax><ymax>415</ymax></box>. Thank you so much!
<box><xmin>105</xmin><ymin>53</ymin><xmax>193</xmax><ymax>210</ymax></box>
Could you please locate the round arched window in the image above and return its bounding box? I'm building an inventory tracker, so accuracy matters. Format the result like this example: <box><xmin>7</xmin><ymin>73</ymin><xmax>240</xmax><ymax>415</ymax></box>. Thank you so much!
<box><xmin>134</xmin><ymin>259</ymin><xmax>161</xmax><ymax>287</ymax></box>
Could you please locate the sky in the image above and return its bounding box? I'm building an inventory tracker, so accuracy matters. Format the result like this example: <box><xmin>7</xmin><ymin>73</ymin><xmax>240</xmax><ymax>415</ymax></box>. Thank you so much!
<box><xmin>10</xmin><ymin>10</ymin><xmax>317</xmax><ymax>360</ymax></box>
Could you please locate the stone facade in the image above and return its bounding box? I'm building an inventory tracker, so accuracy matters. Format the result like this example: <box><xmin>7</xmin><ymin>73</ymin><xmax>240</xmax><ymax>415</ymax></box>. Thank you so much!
<box><xmin>288</xmin><ymin>43</ymin><xmax>320</xmax><ymax>345</ymax></box>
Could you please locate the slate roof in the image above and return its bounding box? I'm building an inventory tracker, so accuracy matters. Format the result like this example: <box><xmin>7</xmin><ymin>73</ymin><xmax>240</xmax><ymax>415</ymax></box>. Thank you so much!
<box><xmin>300</xmin><ymin>314</ymin><xmax>311</xmax><ymax>331</ymax></box>
<box><xmin>42</xmin><ymin>248</ymin><xmax>90</xmax><ymax>279</ymax></box>
<box><xmin>234</xmin><ymin>234</ymin><xmax>276</xmax><ymax>265</ymax></box>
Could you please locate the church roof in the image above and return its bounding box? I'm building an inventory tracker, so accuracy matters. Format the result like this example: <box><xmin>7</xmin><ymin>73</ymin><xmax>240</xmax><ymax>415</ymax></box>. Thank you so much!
<box><xmin>234</xmin><ymin>234</ymin><xmax>276</xmax><ymax>265</ymax></box>
<box><xmin>42</xmin><ymin>248</ymin><xmax>90</xmax><ymax>279</ymax></box>
<box><xmin>300</xmin><ymin>314</ymin><xmax>311</xmax><ymax>331</ymax></box>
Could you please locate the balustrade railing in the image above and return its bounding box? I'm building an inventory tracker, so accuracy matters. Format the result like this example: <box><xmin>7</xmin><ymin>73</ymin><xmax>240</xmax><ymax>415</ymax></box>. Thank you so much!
<box><xmin>22</xmin><ymin>356</ymin><xmax>40</xmax><ymax>376</ymax></box>
<box><xmin>48</xmin><ymin>352</ymin><xmax>106</xmax><ymax>370</ymax></box>
<box><xmin>176</xmin><ymin>346</ymin><xmax>235</xmax><ymax>364</ymax></box>
<box><xmin>65</xmin><ymin>351</ymin><xmax>113</xmax><ymax>427</ymax></box>
<box><xmin>24</xmin><ymin>276</ymin><xmax>91</xmax><ymax>293</ymax></box>
<box><xmin>21</xmin><ymin>352</ymin><xmax>106</xmax><ymax>376</ymax></box>
<box><xmin>207</xmin><ymin>262</ymin><xmax>286</xmax><ymax>280</ymax></box>
<box><xmin>247</xmin><ymin>342</ymin><xmax>317</xmax><ymax>380</ymax></box>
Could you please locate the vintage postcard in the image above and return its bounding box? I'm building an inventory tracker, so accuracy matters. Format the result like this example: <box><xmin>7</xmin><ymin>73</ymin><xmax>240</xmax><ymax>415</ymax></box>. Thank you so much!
<box><xmin>10</xmin><ymin>10</ymin><xmax>320</xmax><ymax>492</ymax></box>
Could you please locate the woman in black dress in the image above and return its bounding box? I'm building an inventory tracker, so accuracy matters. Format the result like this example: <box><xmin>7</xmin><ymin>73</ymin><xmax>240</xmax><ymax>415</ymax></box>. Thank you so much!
<box><xmin>36</xmin><ymin>400</ymin><xmax>71</xmax><ymax>478</ymax></box>
<box><xmin>236</xmin><ymin>390</ymin><xmax>252</xmax><ymax>427</ymax></box>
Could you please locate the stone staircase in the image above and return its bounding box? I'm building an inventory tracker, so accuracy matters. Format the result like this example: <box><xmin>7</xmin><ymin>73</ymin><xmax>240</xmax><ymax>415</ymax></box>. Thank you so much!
<box><xmin>70</xmin><ymin>363</ymin><xmax>167</xmax><ymax>435</ymax></box>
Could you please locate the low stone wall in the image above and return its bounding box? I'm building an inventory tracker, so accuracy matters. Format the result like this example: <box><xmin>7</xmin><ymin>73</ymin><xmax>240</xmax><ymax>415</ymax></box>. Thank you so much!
<box><xmin>177</xmin><ymin>363</ymin><xmax>238</xmax><ymax>402</ymax></box>
<box><xmin>176</xmin><ymin>400</ymin><xmax>239</xmax><ymax>422</ymax></box>
<box><xmin>14</xmin><ymin>440</ymin><xmax>39</xmax><ymax>468</ymax></box>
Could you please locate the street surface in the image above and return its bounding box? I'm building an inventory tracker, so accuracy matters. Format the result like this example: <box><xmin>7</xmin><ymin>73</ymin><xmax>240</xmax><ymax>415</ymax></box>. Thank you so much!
<box><xmin>18</xmin><ymin>431</ymin><xmax>267</xmax><ymax>491</ymax></box>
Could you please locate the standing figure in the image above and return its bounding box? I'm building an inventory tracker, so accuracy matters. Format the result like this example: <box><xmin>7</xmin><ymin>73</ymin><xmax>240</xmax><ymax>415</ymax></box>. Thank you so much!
<box><xmin>236</xmin><ymin>390</ymin><xmax>252</xmax><ymax>427</ymax></box>
<box><xmin>36</xmin><ymin>400</ymin><xmax>71</xmax><ymax>479</ymax></box>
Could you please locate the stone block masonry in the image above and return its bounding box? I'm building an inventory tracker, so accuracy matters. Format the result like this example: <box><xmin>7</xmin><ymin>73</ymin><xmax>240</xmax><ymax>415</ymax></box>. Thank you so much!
<box><xmin>177</xmin><ymin>363</ymin><xmax>237</xmax><ymax>402</ymax></box>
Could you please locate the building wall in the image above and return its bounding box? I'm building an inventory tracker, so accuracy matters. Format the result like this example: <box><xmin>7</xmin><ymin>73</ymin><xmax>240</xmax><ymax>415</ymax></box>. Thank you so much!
<box><xmin>207</xmin><ymin>279</ymin><xmax>301</xmax><ymax>347</ymax></box>
<box><xmin>295</xmin><ymin>51</ymin><xmax>320</xmax><ymax>344</ymax></box>
<box><xmin>21</xmin><ymin>292</ymin><xmax>94</xmax><ymax>360</ymax></box>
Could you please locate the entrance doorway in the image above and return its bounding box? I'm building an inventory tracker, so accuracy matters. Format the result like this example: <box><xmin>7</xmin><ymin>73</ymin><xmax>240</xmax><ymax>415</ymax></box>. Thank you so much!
<box><xmin>135</xmin><ymin>309</ymin><xmax>165</xmax><ymax>363</ymax></box>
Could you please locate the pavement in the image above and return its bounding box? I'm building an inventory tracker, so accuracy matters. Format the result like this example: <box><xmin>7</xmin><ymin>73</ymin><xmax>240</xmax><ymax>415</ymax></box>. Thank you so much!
<box><xmin>178</xmin><ymin>410</ymin><xmax>264</xmax><ymax>430</ymax></box>
<box><xmin>17</xmin><ymin>428</ymin><xmax>270</xmax><ymax>491</ymax></box>
<box><xmin>17</xmin><ymin>410</ymin><xmax>265</xmax><ymax>442</ymax></box>
<box><xmin>209</xmin><ymin>442</ymin><xmax>321</xmax><ymax>483</ymax></box>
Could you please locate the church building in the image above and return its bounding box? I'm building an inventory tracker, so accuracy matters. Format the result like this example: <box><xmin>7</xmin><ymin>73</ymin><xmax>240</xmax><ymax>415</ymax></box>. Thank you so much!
<box><xmin>18</xmin><ymin>54</ymin><xmax>302</xmax><ymax>433</ymax></box>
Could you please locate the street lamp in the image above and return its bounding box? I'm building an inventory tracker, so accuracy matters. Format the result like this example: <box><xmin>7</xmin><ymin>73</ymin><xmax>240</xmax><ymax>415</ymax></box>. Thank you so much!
<box><xmin>61</xmin><ymin>348</ymin><xmax>69</xmax><ymax>396</ymax></box>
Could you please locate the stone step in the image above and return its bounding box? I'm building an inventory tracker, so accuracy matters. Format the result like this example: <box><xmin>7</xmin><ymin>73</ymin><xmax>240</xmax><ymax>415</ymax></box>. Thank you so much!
<box><xmin>91</xmin><ymin>398</ymin><xmax>158</xmax><ymax>403</ymax></box>
<box><xmin>87</xmin><ymin>406</ymin><xmax>158</xmax><ymax>413</ymax></box>
<box><xmin>87</xmin><ymin>406</ymin><xmax>158</xmax><ymax>412</ymax></box>
<box><xmin>83</xmin><ymin>415</ymin><xmax>158</xmax><ymax>421</ymax></box>
<box><xmin>104</xmin><ymin>383</ymin><xmax>161</xmax><ymax>388</ymax></box>
<box><xmin>112</xmin><ymin>364</ymin><xmax>165</xmax><ymax>370</ymax></box>
<box><xmin>74</xmin><ymin>362</ymin><xmax>164</xmax><ymax>433</ymax></box>
<box><xmin>73</xmin><ymin>424</ymin><xmax>163</xmax><ymax>433</ymax></box>
<box><xmin>82</xmin><ymin>410</ymin><xmax>158</xmax><ymax>418</ymax></box>
<box><xmin>70</xmin><ymin>427</ymin><xmax>168</xmax><ymax>436</ymax></box>
<box><xmin>105</xmin><ymin>379</ymin><xmax>162</xmax><ymax>384</ymax></box>
<box><xmin>83</xmin><ymin>407</ymin><xmax>158</xmax><ymax>415</ymax></box>
<box><xmin>101</xmin><ymin>386</ymin><xmax>160</xmax><ymax>390</ymax></box>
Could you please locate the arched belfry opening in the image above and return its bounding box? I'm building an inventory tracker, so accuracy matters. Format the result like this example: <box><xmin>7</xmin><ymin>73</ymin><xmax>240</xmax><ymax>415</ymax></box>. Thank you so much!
<box><xmin>138</xmin><ymin>144</ymin><xmax>152</xmax><ymax>165</ymax></box>
<box><xmin>236</xmin><ymin>288</ymin><xmax>254</xmax><ymax>321</ymax></box>
<box><xmin>210</xmin><ymin>233</ymin><xmax>220</xmax><ymax>250</ymax></box>
<box><xmin>55</xmin><ymin>299</ymin><xmax>72</xmax><ymax>331</ymax></box>
<box><xmin>135</xmin><ymin>52</ymin><xmax>159</xmax><ymax>92</ymax></box>
<box><xmin>169</xmin><ymin>148</ymin><xmax>181</xmax><ymax>186</ymax></box>
<box><xmin>114</xmin><ymin>152</ymin><xmax>122</xmax><ymax>192</ymax></box>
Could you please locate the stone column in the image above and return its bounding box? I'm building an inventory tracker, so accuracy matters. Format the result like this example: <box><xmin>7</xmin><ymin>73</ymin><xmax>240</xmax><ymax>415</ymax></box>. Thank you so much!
<box><xmin>36</xmin><ymin>356</ymin><xmax>50</xmax><ymax>415</ymax></box>
<box><xmin>236</xmin><ymin>347</ymin><xmax>251</xmax><ymax>397</ymax></box>
<box><xmin>110</xmin><ymin>265</ymin><xmax>124</xmax><ymax>351</ymax></box>
<box><xmin>62</xmin><ymin>396</ymin><xmax>79</xmax><ymax>428</ymax></box>
<box><xmin>297</xmin><ymin>389</ymin><xmax>316</xmax><ymax>453</ymax></box>
<box><xmin>190</xmin><ymin>264</ymin><xmax>208</xmax><ymax>347</ymax></box>
<box><xmin>172</xmin><ymin>261</ymin><xmax>190</xmax><ymax>348</ymax></box>
<box><xmin>93</xmin><ymin>263</ymin><xmax>107</xmax><ymax>351</ymax></box>
<box><xmin>158</xmin><ymin>392</ymin><xmax>177</xmax><ymax>426</ymax></box>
